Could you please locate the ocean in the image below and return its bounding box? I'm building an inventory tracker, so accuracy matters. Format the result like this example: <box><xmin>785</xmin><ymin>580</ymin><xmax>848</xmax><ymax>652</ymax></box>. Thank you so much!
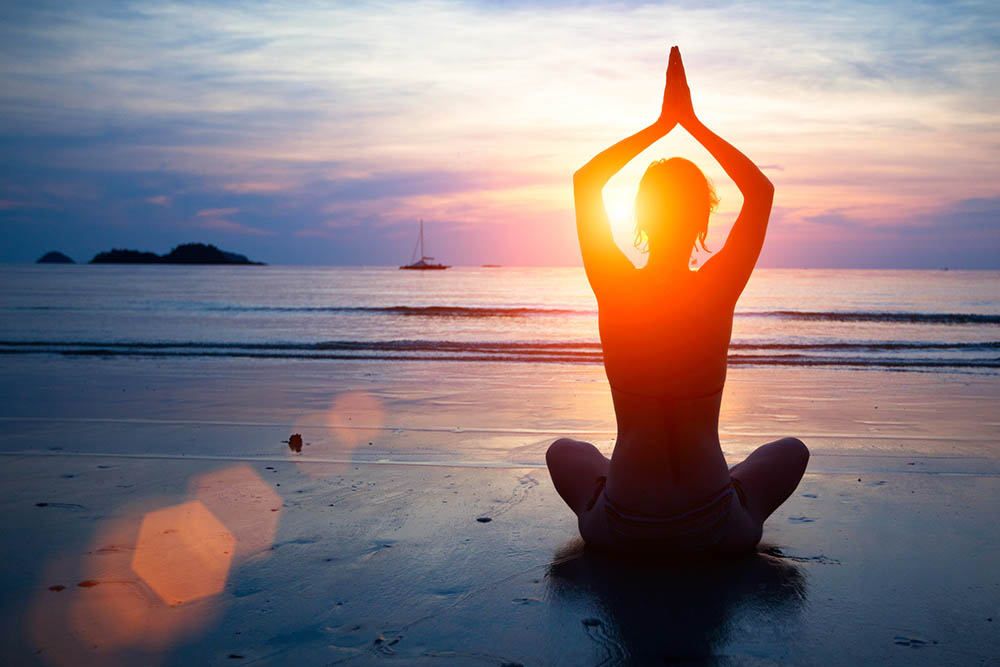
<box><xmin>0</xmin><ymin>266</ymin><xmax>997</xmax><ymax>372</ymax></box>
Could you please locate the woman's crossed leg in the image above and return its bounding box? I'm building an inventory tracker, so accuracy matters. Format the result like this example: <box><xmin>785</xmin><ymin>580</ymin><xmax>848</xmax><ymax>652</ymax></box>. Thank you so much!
<box><xmin>546</xmin><ymin>436</ymin><xmax>809</xmax><ymax>553</ymax></box>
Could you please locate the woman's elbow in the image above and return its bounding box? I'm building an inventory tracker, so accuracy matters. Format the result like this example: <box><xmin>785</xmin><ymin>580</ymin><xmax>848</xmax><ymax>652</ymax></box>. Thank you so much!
<box><xmin>740</xmin><ymin>176</ymin><xmax>773</xmax><ymax>207</ymax></box>
<box><xmin>760</xmin><ymin>176</ymin><xmax>775</xmax><ymax>198</ymax></box>
<box><xmin>754</xmin><ymin>178</ymin><xmax>774</xmax><ymax>208</ymax></box>
<box><xmin>573</xmin><ymin>170</ymin><xmax>601</xmax><ymax>199</ymax></box>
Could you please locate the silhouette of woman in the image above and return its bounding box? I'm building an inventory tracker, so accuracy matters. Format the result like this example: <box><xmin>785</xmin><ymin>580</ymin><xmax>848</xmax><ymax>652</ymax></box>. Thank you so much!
<box><xmin>547</xmin><ymin>47</ymin><xmax>808</xmax><ymax>554</ymax></box>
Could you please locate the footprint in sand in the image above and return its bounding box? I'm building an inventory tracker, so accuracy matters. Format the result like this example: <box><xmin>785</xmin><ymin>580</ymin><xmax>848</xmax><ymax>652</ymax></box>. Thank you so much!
<box><xmin>35</xmin><ymin>502</ymin><xmax>85</xmax><ymax>509</ymax></box>
<box><xmin>893</xmin><ymin>635</ymin><xmax>936</xmax><ymax>648</ymax></box>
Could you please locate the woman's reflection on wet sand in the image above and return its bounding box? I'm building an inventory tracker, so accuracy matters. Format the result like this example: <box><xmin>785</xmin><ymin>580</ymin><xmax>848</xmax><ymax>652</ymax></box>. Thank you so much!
<box><xmin>546</xmin><ymin>540</ymin><xmax>807</xmax><ymax>663</ymax></box>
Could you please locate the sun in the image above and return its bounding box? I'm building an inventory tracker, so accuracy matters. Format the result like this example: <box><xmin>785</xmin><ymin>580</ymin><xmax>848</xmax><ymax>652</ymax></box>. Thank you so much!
<box><xmin>602</xmin><ymin>186</ymin><xmax>636</xmax><ymax>240</ymax></box>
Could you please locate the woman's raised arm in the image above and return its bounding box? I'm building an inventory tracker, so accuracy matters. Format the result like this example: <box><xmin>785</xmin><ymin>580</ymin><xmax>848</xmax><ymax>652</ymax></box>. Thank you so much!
<box><xmin>574</xmin><ymin>61</ymin><xmax>676</xmax><ymax>295</ymax></box>
<box><xmin>665</xmin><ymin>47</ymin><xmax>774</xmax><ymax>298</ymax></box>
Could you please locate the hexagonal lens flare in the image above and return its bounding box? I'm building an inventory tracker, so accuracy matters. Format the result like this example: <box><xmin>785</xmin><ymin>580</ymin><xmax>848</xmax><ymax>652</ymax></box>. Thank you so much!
<box><xmin>131</xmin><ymin>500</ymin><xmax>235</xmax><ymax>606</ymax></box>
<box><xmin>191</xmin><ymin>464</ymin><xmax>282</xmax><ymax>561</ymax></box>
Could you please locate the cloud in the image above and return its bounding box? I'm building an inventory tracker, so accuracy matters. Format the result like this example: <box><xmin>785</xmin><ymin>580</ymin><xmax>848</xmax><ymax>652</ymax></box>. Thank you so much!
<box><xmin>197</xmin><ymin>207</ymin><xmax>240</xmax><ymax>218</ymax></box>
<box><xmin>758</xmin><ymin>194</ymin><xmax>1000</xmax><ymax>268</ymax></box>
<box><xmin>222</xmin><ymin>182</ymin><xmax>285</xmax><ymax>194</ymax></box>
<box><xmin>802</xmin><ymin>210</ymin><xmax>864</xmax><ymax>229</ymax></box>
<box><xmin>197</xmin><ymin>216</ymin><xmax>273</xmax><ymax>236</ymax></box>
<box><xmin>146</xmin><ymin>195</ymin><xmax>171</xmax><ymax>206</ymax></box>
<box><xmin>191</xmin><ymin>206</ymin><xmax>272</xmax><ymax>235</ymax></box>
<box><xmin>0</xmin><ymin>199</ymin><xmax>56</xmax><ymax>211</ymax></box>
<box><xmin>903</xmin><ymin>195</ymin><xmax>1000</xmax><ymax>236</ymax></box>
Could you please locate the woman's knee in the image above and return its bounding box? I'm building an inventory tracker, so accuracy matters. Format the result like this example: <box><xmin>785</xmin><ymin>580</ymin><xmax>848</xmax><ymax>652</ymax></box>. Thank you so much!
<box><xmin>780</xmin><ymin>437</ymin><xmax>809</xmax><ymax>472</ymax></box>
<box><xmin>546</xmin><ymin>437</ymin><xmax>592</xmax><ymax>467</ymax></box>
<box><xmin>546</xmin><ymin>438</ymin><xmax>575</xmax><ymax>467</ymax></box>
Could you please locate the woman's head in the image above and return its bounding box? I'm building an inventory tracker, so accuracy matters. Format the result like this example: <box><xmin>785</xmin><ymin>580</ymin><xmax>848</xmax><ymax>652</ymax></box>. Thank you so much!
<box><xmin>634</xmin><ymin>157</ymin><xmax>718</xmax><ymax>257</ymax></box>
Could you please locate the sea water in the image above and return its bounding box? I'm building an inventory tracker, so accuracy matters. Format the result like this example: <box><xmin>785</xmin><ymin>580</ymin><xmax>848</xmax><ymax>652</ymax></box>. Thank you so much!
<box><xmin>0</xmin><ymin>266</ymin><xmax>997</xmax><ymax>372</ymax></box>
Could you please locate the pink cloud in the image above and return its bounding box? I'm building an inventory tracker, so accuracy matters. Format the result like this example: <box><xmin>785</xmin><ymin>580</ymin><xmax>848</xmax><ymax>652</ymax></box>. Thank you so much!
<box><xmin>222</xmin><ymin>182</ymin><xmax>286</xmax><ymax>194</ymax></box>
<box><xmin>197</xmin><ymin>207</ymin><xmax>240</xmax><ymax>217</ymax></box>
<box><xmin>198</xmin><ymin>217</ymin><xmax>273</xmax><ymax>236</ymax></box>
<box><xmin>193</xmin><ymin>207</ymin><xmax>272</xmax><ymax>236</ymax></box>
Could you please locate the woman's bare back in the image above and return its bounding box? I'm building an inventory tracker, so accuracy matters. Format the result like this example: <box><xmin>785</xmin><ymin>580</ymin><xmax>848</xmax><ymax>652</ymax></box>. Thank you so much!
<box><xmin>599</xmin><ymin>267</ymin><xmax>734</xmax><ymax>515</ymax></box>
<box><xmin>599</xmin><ymin>267</ymin><xmax>733</xmax><ymax>399</ymax></box>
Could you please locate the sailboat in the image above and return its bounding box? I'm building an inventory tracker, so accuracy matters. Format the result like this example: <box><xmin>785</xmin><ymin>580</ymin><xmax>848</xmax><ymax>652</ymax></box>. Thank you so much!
<box><xmin>399</xmin><ymin>220</ymin><xmax>450</xmax><ymax>270</ymax></box>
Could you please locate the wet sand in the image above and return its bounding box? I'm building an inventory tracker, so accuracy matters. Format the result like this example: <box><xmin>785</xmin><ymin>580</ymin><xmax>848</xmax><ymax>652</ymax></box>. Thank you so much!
<box><xmin>0</xmin><ymin>358</ymin><xmax>997</xmax><ymax>664</ymax></box>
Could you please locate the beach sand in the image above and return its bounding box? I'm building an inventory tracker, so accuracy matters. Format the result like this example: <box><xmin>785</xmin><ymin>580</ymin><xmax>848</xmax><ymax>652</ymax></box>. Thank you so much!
<box><xmin>1</xmin><ymin>357</ymin><xmax>998</xmax><ymax>664</ymax></box>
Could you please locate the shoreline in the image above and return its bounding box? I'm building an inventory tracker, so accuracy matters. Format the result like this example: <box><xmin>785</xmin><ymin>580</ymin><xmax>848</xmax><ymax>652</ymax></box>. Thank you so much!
<box><xmin>2</xmin><ymin>356</ymin><xmax>996</xmax><ymax>460</ymax></box>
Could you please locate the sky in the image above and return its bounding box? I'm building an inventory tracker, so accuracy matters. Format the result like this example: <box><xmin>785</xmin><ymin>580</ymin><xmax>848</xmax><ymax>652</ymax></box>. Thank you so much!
<box><xmin>1</xmin><ymin>0</ymin><xmax>998</xmax><ymax>267</ymax></box>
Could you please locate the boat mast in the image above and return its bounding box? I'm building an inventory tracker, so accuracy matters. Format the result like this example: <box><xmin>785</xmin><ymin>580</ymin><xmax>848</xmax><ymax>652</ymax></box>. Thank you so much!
<box><xmin>420</xmin><ymin>219</ymin><xmax>424</xmax><ymax>260</ymax></box>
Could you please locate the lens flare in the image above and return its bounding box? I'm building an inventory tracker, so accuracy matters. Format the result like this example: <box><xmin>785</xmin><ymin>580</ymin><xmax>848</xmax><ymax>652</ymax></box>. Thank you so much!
<box><xmin>191</xmin><ymin>464</ymin><xmax>282</xmax><ymax>561</ymax></box>
<box><xmin>131</xmin><ymin>500</ymin><xmax>235</xmax><ymax>606</ymax></box>
<box><xmin>290</xmin><ymin>391</ymin><xmax>385</xmax><ymax>477</ymax></box>
<box><xmin>28</xmin><ymin>510</ymin><xmax>221</xmax><ymax>664</ymax></box>
<box><xmin>325</xmin><ymin>391</ymin><xmax>385</xmax><ymax>448</ymax></box>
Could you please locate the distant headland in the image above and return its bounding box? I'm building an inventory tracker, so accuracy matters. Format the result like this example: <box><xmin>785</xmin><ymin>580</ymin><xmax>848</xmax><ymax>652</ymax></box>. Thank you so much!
<box><xmin>37</xmin><ymin>243</ymin><xmax>263</xmax><ymax>265</ymax></box>
<box><xmin>88</xmin><ymin>243</ymin><xmax>264</xmax><ymax>265</ymax></box>
<box><xmin>36</xmin><ymin>251</ymin><xmax>75</xmax><ymax>264</ymax></box>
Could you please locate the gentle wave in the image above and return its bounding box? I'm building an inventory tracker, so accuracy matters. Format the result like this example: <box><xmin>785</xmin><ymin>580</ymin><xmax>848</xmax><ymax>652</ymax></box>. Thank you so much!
<box><xmin>1</xmin><ymin>339</ymin><xmax>996</xmax><ymax>369</ymax></box>
<box><xmin>4</xmin><ymin>304</ymin><xmax>588</xmax><ymax>316</ymax></box>
<box><xmin>205</xmin><ymin>305</ymin><xmax>588</xmax><ymax>317</ymax></box>
<box><xmin>730</xmin><ymin>341</ymin><xmax>1000</xmax><ymax>350</ymax></box>
<box><xmin>2</xmin><ymin>340</ymin><xmax>998</xmax><ymax>351</ymax></box>
<box><xmin>744</xmin><ymin>311</ymin><xmax>1000</xmax><ymax>325</ymax></box>
<box><xmin>7</xmin><ymin>304</ymin><xmax>1000</xmax><ymax>324</ymax></box>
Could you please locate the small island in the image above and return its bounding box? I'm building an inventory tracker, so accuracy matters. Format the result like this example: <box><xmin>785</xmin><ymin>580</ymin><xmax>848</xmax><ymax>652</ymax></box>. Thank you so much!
<box><xmin>89</xmin><ymin>243</ymin><xmax>264</xmax><ymax>265</ymax></box>
<box><xmin>36</xmin><ymin>251</ymin><xmax>75</xmax><ymax>264</ymax></box>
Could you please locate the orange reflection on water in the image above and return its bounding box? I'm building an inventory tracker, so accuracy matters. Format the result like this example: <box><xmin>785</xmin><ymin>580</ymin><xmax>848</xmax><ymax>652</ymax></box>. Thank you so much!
<box><xmin>291</xmin><ymin>391</ymin><xmax>385</xmax><ymax>477</ymax></box>
<box><xmin>132</xmin><ymin>500</ymin><xmax>235</xmax><ymax>606</ymax></box>
<box><xmin>191</xmin><ymin>464</ymin><xmax>281</xmax><ymax>560</ymax></box>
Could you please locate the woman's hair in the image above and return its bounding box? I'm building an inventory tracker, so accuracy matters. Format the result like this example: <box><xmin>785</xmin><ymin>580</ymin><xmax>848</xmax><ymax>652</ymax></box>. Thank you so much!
<box><xmin>633</xmin><ymin>157</ymin><xmax>719</xmax><ymax>254</ymax></box>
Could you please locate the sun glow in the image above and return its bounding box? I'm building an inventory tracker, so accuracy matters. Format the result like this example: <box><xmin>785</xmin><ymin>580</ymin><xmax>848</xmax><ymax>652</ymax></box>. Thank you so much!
<box><xmin>603</xmin><ymin>186</ymin><xmax>636</xmax><ymax>241</ymax></box>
